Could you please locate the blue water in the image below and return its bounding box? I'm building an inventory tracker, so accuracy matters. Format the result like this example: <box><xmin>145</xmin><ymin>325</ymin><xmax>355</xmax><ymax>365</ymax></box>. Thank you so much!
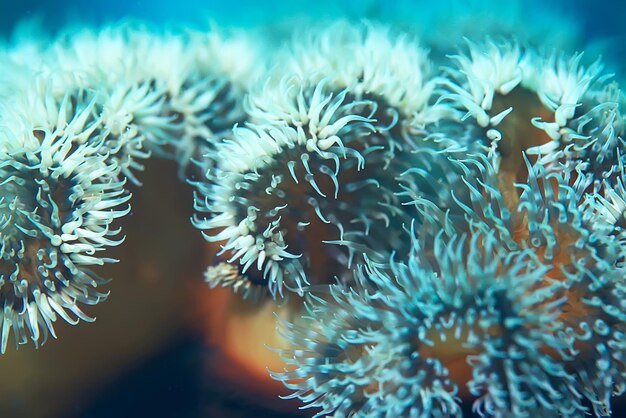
<box><xmin>0</xmin><ymin>0</ymin><xmax>623</xmax><ymax>38</ymax></box>
<box><xmin>2</xmin><ymin>0</ymin><xmax>625</xmax><ymax>71</ymax></box>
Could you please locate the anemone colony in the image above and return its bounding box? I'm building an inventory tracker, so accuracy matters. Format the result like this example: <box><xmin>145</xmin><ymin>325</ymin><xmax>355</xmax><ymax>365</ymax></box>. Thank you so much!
<box><xmin>1</xmin><ymin>17</ymin><xmax>626</xmax><ymax>417</ymax></box>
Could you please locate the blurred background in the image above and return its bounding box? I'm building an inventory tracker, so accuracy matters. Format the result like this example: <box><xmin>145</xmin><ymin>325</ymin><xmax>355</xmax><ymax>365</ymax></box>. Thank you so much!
<box><xmin>0</xmin><ymin>1</ymin><xmax>625</xmax><ymax>417</ymax></box>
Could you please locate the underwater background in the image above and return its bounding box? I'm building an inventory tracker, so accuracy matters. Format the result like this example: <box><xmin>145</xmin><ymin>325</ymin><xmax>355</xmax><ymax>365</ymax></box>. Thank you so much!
<box><xmin>2</xmin><ymin>1</ymin><xmax>626</xmax><ymax>418</ymax></box>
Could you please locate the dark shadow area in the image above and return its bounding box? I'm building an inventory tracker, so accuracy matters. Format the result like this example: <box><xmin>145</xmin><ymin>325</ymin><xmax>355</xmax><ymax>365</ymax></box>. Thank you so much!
<box><xmin>68</xmin><ymin>337</ymin><xmax>306</xmax><ymax>418</ymax></box>
<box><xmin>68</xmin><ymin>337</ymin><xmax>204</xmax><ymax>418</ymax></box>
<box><xmin>69</xmin><ymin>336</ymin><xmax>626</xmax><ymax>418</ymax></box>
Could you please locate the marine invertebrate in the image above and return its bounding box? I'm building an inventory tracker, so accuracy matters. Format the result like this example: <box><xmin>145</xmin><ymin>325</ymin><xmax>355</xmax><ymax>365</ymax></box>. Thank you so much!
<box><xmin>273</xmin><ymin>153</ymin><xmax>626</xmax><ymax>417</ymax></box>
<box><xmin>194</xmin><ymin>23</ymin><xmax>461</xmax><ymax>298</ymax></box>
<box><xmin>441</xmin><ymin>39</ymin><xmax>625</xmax><ymax>198</ymax></box>
<box><xmin>4</xmin><ymin>25</ymin><xmax>258</xmax><ymax>181</ymax></box>
<box><xmin>273</xmin><ymin>235</ymin><xmax>572</xmax><ymax>417</ymax></box>
<box><xmin>1</xmin><ymin>14</ymin><xmax>625</xmax><ymax>418</ymax></box>
<box><xmin>0</xmin><ymin>24</ymin><xmax>260</xmax><ymax>349</ymax></box>
<box><xmin>195</xmin><ymin>34</ymin><xmax>626</xmax><ymax>416</ymax></box>
<box><xmin>0</xmin><ymin>88</ymin><xmax>130</xmax><ymax>353</ymax></box>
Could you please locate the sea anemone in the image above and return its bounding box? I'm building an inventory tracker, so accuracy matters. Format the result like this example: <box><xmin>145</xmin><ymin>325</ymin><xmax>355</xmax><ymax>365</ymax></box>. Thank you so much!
<box><xmin>441</xmin><ymin>39</ymin><xmax>625</xmax><ymax>197</ymax></box>
<box><xmin>0</xmin><ymin>23</ymin><xmax>260</xmax><ymax>350</ymax></box>
<box><xmin>1</xmin><ymin>14</ymin><xmax>625</xmax><ymax>417</ymax></box>
<box><xmin>273</xmin><ymin>151</ymin><xmax>626</xmax><ymax>416</ymax></box>
<box><xmin>4</xmin><ymin>25</ymin><xmax>258</xmax><ymax>181</ymax></box>
<box><xmin>271</xmin><ymin>233</ymin><xmax>573</xmax><ymax>417</ymax></box>
<box><xmin>194</xmin><ymin>23</ymin><xmax>462</xmax><ymax>298</ymax></box>
<box><xmin>0</xmin><ymin>88</ymin><xmax>130</xmax><ymax>353</ymax></box>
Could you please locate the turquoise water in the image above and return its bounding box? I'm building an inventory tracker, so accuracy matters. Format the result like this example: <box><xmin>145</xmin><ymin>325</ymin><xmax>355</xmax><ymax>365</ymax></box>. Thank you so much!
<box><xmin>3</xmin><ymin>0</ymin><xmax>626</xmax><ymax>72</ymax></box>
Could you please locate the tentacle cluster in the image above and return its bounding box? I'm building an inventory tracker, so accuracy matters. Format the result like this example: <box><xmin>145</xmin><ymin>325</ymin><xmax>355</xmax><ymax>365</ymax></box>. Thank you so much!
<box><xmin>0</xmin><ymin>24</ymin><xmax>258</xmax><ymax>350</ymax></box>
<box><xmin>0</xmin><ymin>92</ymin><xmax>129</xmax><ymax>352</ymax></box>
<box><xmin>262</xmin><ymin>32</ymin><xmax>626</xmax><ymax>408</ymax></box>
<box><xmin>274</xmin><ymin>152</ymin><xmax>626</xmax><ymax>417</ymax></box>
<box><xmin>5</xmin><ymin>25</ymin><xmax>259</xmax><ymax>181</ymax></box>
<box><xmin>441</xmin><ymin>39</ymin><xmax>625</xmax><ymax>192</ymax></box>
<box><xmin>273</xmin><ymin>234</ymin><xmax>573</xmax><ymax>417</ymax></box>
<box><xmin>3</xmin><ymin>15</ymin><xmax>626</xmax><ymax>418</ymax></box>
<box><xmin>194</xmin><ymin>24</ymin><xmax>465</xmax><ymax>297</ymax></box>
